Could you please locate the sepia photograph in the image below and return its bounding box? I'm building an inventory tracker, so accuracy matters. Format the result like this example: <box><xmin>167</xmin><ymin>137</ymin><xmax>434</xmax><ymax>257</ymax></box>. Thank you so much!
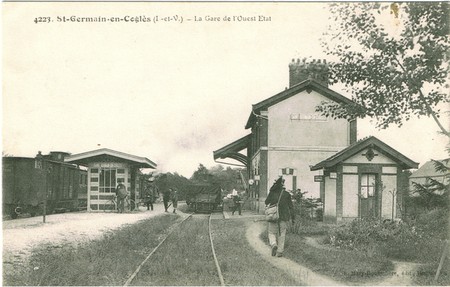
<box><xmin>2</xmin><ymin>1</ymin><xmax>449</xmax><ymax>286</ymax></box>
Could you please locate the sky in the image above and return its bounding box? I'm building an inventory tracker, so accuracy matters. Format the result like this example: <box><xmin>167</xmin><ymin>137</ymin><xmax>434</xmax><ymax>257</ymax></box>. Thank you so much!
<box><xmin>3</xmin><ymin>2</ymin><xmax>449</xmax><ymax>178</ymax></box>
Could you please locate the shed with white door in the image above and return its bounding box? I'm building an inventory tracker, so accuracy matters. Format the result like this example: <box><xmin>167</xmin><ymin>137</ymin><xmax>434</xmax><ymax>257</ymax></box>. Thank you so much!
<box><xmin>310</xmin><ymin>136</ymin><xmax>418</xmax><ymax>223</ymax></box>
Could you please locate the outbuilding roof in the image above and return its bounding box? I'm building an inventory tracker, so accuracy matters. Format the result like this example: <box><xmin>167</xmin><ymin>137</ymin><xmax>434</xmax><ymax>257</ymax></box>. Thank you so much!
<box><xmin>410</xmin><ymin>159</ymin><xmax>449</xmax><ymax>179</ymax></box>
<box><xmin>310</xmin><ymin>136</ymin><xmax>418</xmax><ymax>171</ymax></box>
<box><xmin>245</xmin><ymin>79</ymin><xmax>355</xmax><ymax>129</ymax></box>
<box><xmin>64</xmin><ymin>148</ymin><xmax>157</xmax><ymax>169</ymax></box>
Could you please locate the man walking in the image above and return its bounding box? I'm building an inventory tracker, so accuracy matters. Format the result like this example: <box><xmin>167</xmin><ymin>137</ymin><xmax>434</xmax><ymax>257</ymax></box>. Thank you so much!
<box><xmin>265</xmin><ymin>177</ymin><xmax>295</xmax><ymax>257</ymax></box>
<box><xmin>162</xmin><ymin>188</ymin><xmax>172</xmax><ymax>212</ymax></box>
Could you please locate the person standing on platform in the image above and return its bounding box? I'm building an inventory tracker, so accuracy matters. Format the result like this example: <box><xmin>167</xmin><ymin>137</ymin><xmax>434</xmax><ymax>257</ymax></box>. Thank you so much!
<box><xmin>144</xmin><ymin>178</ymin><xmax>159</xmax><ymax>211</ymax></box>
<box><xmin>115</xmin><ymin>181</ymin><xmax>127</xmax><ymax>213</ymax></box>
<box><xmin>231</xmin><ymin>189</ymin><xmax>242</xmax><ymax>215</ymax></box>
<box><xmin>171</xmin><ymin>188</ymin><xmax>179</xmax><ymax>214</ymax></box>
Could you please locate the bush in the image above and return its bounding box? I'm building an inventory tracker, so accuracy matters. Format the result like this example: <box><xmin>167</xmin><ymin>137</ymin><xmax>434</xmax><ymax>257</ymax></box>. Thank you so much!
<box><xmin>289</xmin><ymin>219</ymin><xmax>330</xmax><ymax>236</ymax></box>
<box><xmin>323</xmin><ymin>209</ymin><xmax>449</xmax><ymax>262</ymax></box>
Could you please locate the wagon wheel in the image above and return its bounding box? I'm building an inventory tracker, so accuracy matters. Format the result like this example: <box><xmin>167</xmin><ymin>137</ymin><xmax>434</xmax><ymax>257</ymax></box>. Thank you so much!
<box><xmin>10</xmin><ymin>205</ymin><xmax>22</xmax><ymax>219</ymax></box>
<box><xmin>103</xmin><ymin>199</ymin><xmax>117</xmax><ymax>213</ymax></box>
<box><xmin>124</xmin><ymin>198</ymin><xmax>137</xmax><ymax>212</ymax></box>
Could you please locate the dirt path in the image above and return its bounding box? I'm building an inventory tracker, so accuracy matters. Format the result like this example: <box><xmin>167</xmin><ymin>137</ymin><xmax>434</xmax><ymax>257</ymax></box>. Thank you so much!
<box><xmin>374</xmin><ymin>261</ymin><xmax>423</xmax><ymax>286</ymax></box>
<box><xmin>245</xmin><ymin>221</ymin><xmax>342</xmax><ymax>286</ymax></box>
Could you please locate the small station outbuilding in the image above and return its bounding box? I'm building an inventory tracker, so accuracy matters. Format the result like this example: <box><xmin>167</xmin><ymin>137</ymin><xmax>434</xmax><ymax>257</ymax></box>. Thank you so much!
<box><xmin>65</xmin><ymin>148</ymin><xmax>157</xmax><ymax>212</ymax></box>
<box><xmin>310</xmin><ymin>136</ymin><xmax>418</xmax><ymax>223</ymax></box>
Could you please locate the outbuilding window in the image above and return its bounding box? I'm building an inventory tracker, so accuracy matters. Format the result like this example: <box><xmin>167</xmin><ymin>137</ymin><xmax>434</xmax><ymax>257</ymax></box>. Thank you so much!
<box><xmin>360</xmin><ymin>174</ymin><xmax>376</xmax><ymax>198</ymax></box>
<box><xmin>99</xmin><ymin>168</ymin><xmax>116</xmax><ymax>193</ymax></box>
<box><xmin>360</xmin><ymin>173</ymin><xmax>377</xmax><ymax>218</ymax></box>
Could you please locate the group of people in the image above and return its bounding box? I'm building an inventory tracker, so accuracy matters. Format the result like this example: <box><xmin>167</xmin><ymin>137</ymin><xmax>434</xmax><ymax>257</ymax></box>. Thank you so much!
<box><xmin>115</xmin><ymin>178</ymin><xmax>178</xmax><ymax>214</ymax></box>
<box><xmin>143</xmin><ymin>180</ymin><xmax>179</xmax><ymax>213</ymax></box>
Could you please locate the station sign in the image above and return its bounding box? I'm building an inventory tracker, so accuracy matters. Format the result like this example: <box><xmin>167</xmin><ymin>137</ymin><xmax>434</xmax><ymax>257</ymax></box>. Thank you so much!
<box><xmin>314</xmin><ymin>175</ymin><xmax>324</xmax><ymax>182</ymax></box>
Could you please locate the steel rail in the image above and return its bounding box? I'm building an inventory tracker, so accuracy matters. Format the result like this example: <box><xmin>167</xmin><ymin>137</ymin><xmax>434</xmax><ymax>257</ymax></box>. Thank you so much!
<box><xmin>209</xmin><ymin>215</ymin><xmax>225</xmax><ymax>286</ymax></box>
<box><xmin>123</xmin><ymin>213</ymin><xmax>194</xmax><ymax>286</ymax></box>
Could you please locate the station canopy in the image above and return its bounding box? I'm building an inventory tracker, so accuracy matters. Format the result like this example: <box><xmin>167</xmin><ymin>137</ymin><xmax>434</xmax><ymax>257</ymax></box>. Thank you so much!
<box><xmin>213</xmin><ymin>134</ymin><xmax>250</xmax><ymax>167</ymax></box>
<box><xmin>64</xmin><ymin>148</ymin><xmax>157</xmax><ymax>169</ymax></box>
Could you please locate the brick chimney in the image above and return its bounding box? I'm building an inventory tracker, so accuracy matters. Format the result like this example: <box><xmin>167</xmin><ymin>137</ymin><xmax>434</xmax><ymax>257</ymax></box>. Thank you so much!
<box><xmin>289</xmin><ymin>58</ymin><xmax>329</xmax><ymax>87</ymax></box>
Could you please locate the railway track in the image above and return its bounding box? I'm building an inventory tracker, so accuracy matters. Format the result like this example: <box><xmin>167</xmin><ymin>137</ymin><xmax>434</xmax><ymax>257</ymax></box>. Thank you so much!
<box><xmin>123</xmin><ymin>212</ymin><xmax>225</xmax><ymax>286</ymax></box>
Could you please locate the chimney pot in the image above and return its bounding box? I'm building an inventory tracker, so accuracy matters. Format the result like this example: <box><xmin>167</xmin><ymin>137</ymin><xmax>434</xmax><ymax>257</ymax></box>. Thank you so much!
<box><xmin>288</xmin><ymin>57</ymin><xmax>329</xmax><ymax>88</ymax></box>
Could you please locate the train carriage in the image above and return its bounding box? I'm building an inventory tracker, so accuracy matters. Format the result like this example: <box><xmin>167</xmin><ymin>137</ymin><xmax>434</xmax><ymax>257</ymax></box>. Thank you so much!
<box><xmin>2</xmin><ymin>152</ymin><xmax>87</xmax><ymax>219</ymax></box>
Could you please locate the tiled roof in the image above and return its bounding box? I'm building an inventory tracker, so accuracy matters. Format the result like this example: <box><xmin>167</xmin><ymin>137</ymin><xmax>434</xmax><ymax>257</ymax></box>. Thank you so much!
<box><xmin>310</xmin><ymin>136</ymin><xmax>418</xmax><ymax>170</ymax></box>
<box><xmin>245</xmin><ymin>79</ymin><xmax>355</xmax><ymax>129</ymax></box>
<box><xmin>64</xmin><ymin>148</ymin><xmax>157</xmax><ymax>168</ymax></box>
<box><xmin>410</xmin><ymin>159</ymin><xmax>450</xmax><ymax>178</ymax></box>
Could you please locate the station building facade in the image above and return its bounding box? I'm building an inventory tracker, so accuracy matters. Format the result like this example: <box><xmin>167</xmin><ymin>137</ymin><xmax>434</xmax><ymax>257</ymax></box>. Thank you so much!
<box><xmin>214</xmin><ymin>59</ymin><xmax>357</xmax><ymax>213</ymax></box>
<box><xmin>214</xmin><ymin>58</ymin><xmax>418</xmax><ymax>220</ymax></box>
<box><xmin>65</xmin><ymin>148</ymin><xmax>156</xmax><ymax>212</ymax></box>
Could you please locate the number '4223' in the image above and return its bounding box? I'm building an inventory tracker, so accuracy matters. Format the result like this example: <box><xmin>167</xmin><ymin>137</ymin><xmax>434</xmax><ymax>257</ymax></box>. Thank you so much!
<box><xmin>34</xmin><ymin>17</ymin><xmax>51</xmax><ymax>23</ymax></box>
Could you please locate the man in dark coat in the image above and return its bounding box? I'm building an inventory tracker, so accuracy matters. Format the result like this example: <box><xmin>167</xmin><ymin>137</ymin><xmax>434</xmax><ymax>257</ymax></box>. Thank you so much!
<box><xmin>265</xmin><ymin>176</ymin><xmax>295</xmax><ymax>257</ymax></box>
<box><xmin>162</xmin><ymin>188</ymin><xmax>172</xmax><ymax>212</ymax></box>
<box><xmin>231</xmin><ymin>189</ymin><xmax>242</xmax><ymax>215</ymax></box>
<box><xmin>144</xmin><ymin>179</ymin><xmax>159</xmax><ymax>211</ymax></box>
<box><xmin>171</xmin><ymin>188</ymin><xmax>179</xmax><ymax>214</ymax></box>
<box><xmin>115</xmin><ymin>182</ymin><xmax>127</xmax><ymax>213</ymax></box>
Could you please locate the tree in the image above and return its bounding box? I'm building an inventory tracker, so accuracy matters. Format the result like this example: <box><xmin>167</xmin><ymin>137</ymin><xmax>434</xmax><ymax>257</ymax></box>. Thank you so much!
<box><xmin>319</xmin><ymin>2</ymin><xmax>450</xmax><ymax>137</ymax></box>
<box><xmin>190</xmin><ymin>163</ymin><xmax>212</xmax><ymax>183</ymax></box>
<box><xmin>190</xmin><ymin>164</ymin><xmax>246</xmax><ymax>191</ymax></box>
<box><xmin>209</xmin><ymin>165</ymin><xmax>246</xmax><ymax>191</ymax></box>
<box><xmin>410</xmin><ymin>158</ymin><xmax>449</xmax><ymax>211</ymax></box>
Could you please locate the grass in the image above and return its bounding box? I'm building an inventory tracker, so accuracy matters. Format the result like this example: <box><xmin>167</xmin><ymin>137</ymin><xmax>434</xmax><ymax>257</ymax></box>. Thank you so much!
<box><xmin>6</xmin><ymin>211</ymin><xmax>298</xmax><ymax>286</ymax></box>
<box><xmin>131</xmin><ymin>216</ymin><xmax>218</xmax><ymax>286</ymax></box>
<box><xmin>133</xmin><ymin>215</ymin><xmax>300</xmax><ymax>286</ymax></box>
<box><xmin>212</xmin><ymin>218</ymin><xmax>300</xmax><ymax>286</ymax></box>
<box><xmin>3</xmin><ymin>214</ymin><xmax>180</xmax><ymax>286</ymax></box>
<box><xmin>260</xmin><ymin>223</ymin><xmax>393</xmax><ymax>284</ymax></box>
<box><xmin>413</xmin><ymin>259</ymin><xmax>450</xmax><ymax>286</ymax></box>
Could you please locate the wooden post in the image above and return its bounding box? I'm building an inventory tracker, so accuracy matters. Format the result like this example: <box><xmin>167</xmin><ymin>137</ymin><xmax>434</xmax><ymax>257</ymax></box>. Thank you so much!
<box><xmin>392</xmin><ymin>190</ymin><xmax>395</xmax><ymax>221</ymax></box>
<box><xmin>43</xmin><ymin>200</ymin><xmax>46</xmax><ymax>223</ymax></box>
<box><xmin>434</xmin><ymin>240</ymin><xmax>449</xmax><ymax>282</ymax></box>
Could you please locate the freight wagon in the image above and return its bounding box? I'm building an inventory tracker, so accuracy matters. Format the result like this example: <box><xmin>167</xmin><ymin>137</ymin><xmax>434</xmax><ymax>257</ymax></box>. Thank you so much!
<box><xmin>185</xmin><ymin>184</ymin><xmax>223</xmax><ymax>213</ymax></box>
<box><xmin>2</xmin><ymin>151</ymin><xmax>87</xmax><ymax>219</ymax></box>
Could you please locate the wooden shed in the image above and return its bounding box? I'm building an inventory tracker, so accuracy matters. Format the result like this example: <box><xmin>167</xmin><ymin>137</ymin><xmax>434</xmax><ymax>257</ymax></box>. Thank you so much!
<box><xmin>310</xmin><ymin>136</ymin><xmax>418</xmax><ymax>223</ymax></box>
<box><xmin>65</xmin><ymin>148</ymin><xmax>156</xmax><ymax>212</ymax></box>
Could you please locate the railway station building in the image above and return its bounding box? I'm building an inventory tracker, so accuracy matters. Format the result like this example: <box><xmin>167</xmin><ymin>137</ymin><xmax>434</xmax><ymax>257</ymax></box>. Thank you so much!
<box><xmin>213</xmin><ymin>58</ymin><xmax>418</xmax><ymax>221</ymax></box>
<box><xmin>65</xmin><ymin>148</ymin><xmax>157</xmax><ymax>212</ymax></box>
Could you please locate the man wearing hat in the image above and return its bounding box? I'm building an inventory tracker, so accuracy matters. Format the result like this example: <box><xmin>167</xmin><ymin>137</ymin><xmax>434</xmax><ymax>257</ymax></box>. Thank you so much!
<box><xmin>231</xmin><ymin>189</ymin><xmax>242</xmax><ymax>216</ymax></box>
<box><xmin>115</xmin><ymin>181</ymin><xmax>127</xmax><ymax>213</ymax></box>
<box><xmin>265</xmin><ymin>176</ymin><xmax>295</xmax><ymax>257</ymax></box>
<box><xmin>162</xmin><ymin>188</ymin><xmax>172</xmax><ymax>212</ymax></box>
<box><xmin>144</xmin><ymin>178</ymin><xmax>159</xmax><ymax>211</ymax></box>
